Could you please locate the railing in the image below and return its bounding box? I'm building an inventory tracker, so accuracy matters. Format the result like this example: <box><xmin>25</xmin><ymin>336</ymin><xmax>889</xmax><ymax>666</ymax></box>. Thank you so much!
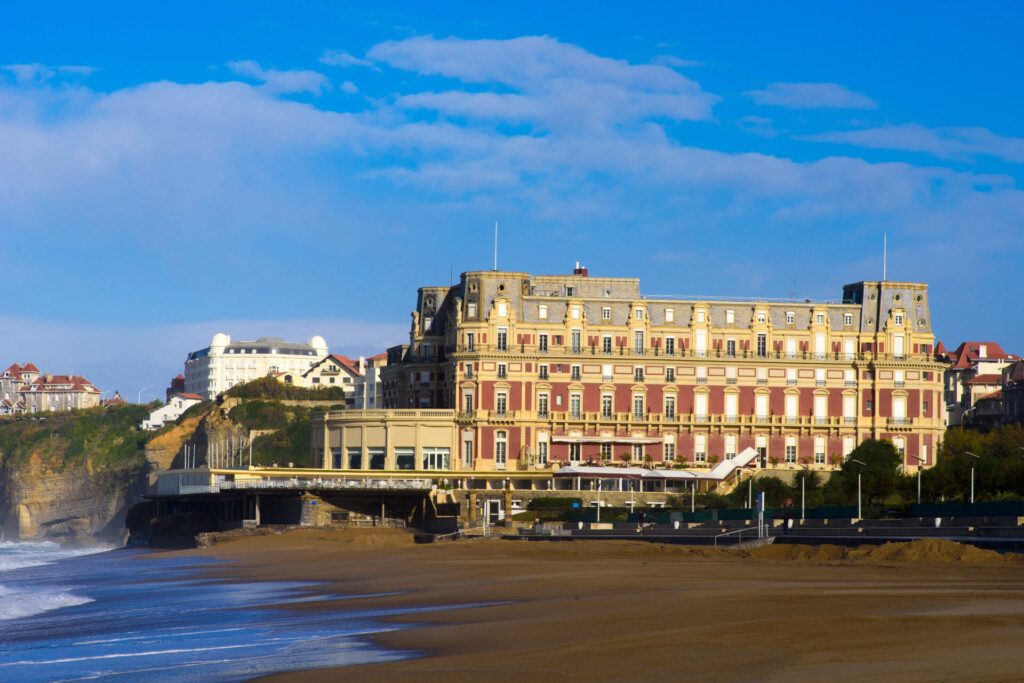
<box><xmin>220</xmin><ymin>478</ymin><xmax>434</xmax><ymax>491</ymax></box>
<box><xmin>714</xmin><ymin>526</ymin><xmax>764</xmax><ymax>547</ymax></box>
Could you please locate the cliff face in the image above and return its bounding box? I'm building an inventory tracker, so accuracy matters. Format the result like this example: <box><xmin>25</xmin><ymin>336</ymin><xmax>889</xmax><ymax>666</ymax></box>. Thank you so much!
<box><xmin>0</xmin><ymin>406</ymin><xmax>152</xmax><ymax>545</ymax></box>
<box><xmin>1</xmin><ymin>454</ymin><xmax>146</xmax><ymax>544</ymax></box>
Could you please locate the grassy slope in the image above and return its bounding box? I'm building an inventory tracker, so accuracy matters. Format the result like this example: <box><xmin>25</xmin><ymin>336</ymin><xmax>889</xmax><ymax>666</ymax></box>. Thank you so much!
<box><xmin>0</xmin><ymin>405</ymin><xmax>152</xmax><ymax>472</ymax></box>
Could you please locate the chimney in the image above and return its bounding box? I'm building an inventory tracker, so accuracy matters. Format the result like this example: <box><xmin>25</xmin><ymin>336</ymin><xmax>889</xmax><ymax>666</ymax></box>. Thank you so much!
<box><xmin>573</xmin><ymin>262</ymin><xmax>589</xmax><ymax>277</ymax></box>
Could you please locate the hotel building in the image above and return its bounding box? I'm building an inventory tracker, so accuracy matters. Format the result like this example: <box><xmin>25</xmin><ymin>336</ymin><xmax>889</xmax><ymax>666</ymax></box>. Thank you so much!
<box><xmin>184</xmin><ymin>333</ymin><xmax>329</xmax><ymax>399</ymax></box>
<box><xmin>312</xmin><ymin>266</ymin><xmax>945</xmax><ymax>482</ymax></box>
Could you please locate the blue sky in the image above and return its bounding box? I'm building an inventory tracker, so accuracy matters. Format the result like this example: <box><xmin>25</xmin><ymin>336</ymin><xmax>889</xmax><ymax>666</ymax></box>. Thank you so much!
<box><xmin>2</xmin><ymin>2</ymin><xmax>1022</xmax><ymax>400</ymax></box>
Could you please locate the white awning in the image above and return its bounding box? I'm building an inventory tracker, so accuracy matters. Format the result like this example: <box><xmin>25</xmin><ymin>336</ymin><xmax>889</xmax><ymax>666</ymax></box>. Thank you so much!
<box><xmin>553</xmin><ymin>447</ymin><xmax>758</xmax><ymax>482</ymax></box>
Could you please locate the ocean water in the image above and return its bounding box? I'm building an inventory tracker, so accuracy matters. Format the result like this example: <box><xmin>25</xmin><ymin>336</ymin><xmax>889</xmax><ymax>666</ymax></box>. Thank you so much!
<box><xmin>0</xmin><ymin>541</ymin><xmax>427</xmax><ymax>681</ymax></box>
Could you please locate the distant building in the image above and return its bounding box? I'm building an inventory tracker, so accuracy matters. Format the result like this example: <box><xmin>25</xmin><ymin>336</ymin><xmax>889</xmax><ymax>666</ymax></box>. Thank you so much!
<box><xmin>183</xmin><ymin>333</ymin><xmax>329</xmax><ymax>399</ymax></box>
<box><xmin>166</xmin><ymin>374</ymin><xmax>186</xmax><ymax>401</ymax></box>
<box><xmin>21</xmin><ymin>373</ymin><xmax>101</xmax><ymax>413</ymax></box>
<box><xmin>101</xmin><ymin>391</ymin><xmax>127</xmax><ymax>407</ymax></box>
<box><xmin>290</xmin><ymin>352</ymin><xmax>389</xmax><ymax>408</ymax></box>
<box><xmin>0</xmin><ymin>363</ymin><xmax>101</xmax><ymax>414</ymax></box>
<box><xmin>1003</xmin><ymin>361</ymin><xmax>1024</xmax><ymax>425</ymax></box>
<box><xmin>142</xmin><ymin>393</ymin><xmax>205</xmax><ymax>430</ymax></box>
<box><xmin>939</xmin><ymin>341</ymin><xmax>1019</xmax><ymax>426</ymax></box>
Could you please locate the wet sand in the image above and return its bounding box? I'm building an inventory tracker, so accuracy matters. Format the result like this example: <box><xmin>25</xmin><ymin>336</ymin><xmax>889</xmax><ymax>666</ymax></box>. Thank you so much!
<box><xmin>172</xmin><ymin>529</ymin><xmax>1024</xmax><ymax>682</ymax></box>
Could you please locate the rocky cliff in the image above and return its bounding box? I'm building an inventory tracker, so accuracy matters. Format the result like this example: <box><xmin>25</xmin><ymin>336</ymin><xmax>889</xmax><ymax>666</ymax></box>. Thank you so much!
<box><xmin>0</xmin><ymin>406</ymin><xmax>152</xmax><ymax>545</ymax></box>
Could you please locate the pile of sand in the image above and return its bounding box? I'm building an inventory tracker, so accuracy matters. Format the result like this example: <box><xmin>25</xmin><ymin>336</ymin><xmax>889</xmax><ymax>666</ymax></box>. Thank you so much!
<box><xmin>748</xmin><ymin>539</ymin><xmax>1024</xmax><ymax>567</ymax></box>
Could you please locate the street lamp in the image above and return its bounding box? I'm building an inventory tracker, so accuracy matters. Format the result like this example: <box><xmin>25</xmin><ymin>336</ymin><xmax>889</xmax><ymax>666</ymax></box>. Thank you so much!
<box><xmin>908</xmin><ymin>454</ymin><xmax>924</xmax><ymax>505</ymax></box>
<box><xmin>850</xmin><ymin>458</ymin><xmax>867</xmax><ymax>520</ymax></box>
<box><xmin>137</xmin><ymin>387</ymin><xmax>149</xmax><ymax>404</ymax></box>
<box><xmin>965</xmin><ymin>451</ymin><xmax>980</xmax><ymax>504</ymax></box>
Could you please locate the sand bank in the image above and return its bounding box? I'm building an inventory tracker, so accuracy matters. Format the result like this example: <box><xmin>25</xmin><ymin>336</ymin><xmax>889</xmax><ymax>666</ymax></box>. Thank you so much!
<box><xmin>170</xmin><ymin>529</ymin><xmax>1024</xmax><ymax>682</ymax></box>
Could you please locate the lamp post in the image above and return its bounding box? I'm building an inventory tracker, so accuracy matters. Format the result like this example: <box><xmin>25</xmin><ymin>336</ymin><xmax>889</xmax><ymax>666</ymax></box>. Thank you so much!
<box><xmin>747</xmin><ymin>469</ymin><xmax>753</xmax><ymax>510</ymax></box>
<box><xmin>908</xmin><ymin>454</ymin><xmax>924</xmax><ymax>505</ymax></box>
<box><xmin>850</xmin><ymin>458</ymin><xmax>867</xmax><ymax>520</ymax></box>
<box><xmin>965</xmin><ymin>451</ymin><xmax>980</xmax><ymax>504</ymax></box>
<box><xmin>137</xmin><ymin>388</ymin><xmax>149</xmax><ymax>404</ymax></box>
<box><xmin>596</xmin><ymin>477</ymin><xmax>601</xmax><ymax>523</ymax></box>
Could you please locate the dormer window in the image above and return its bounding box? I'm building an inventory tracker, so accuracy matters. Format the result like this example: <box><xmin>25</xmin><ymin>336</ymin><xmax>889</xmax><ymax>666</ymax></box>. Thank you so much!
<box><xmin>757</xmin><ymin>311</ymin><xmax>766</xmax><ymax>324</ymax></box>
<box><xmin>786</xmin><ymin>311</ymin><xmax>795</xmax><ymax>325</ymax></box>
<box><xmin>844</xmin><ymin>313</ymin><xmax>853</xmax><ymax>326</ymax></box>
<box><xmin>697</xmin><ymin>310</ymin><xmax>706</xmax><ymax>323</ymax></box>
<box><xmin>726</xmin><ymin>309</ymin><xmax>735</xmax><ymax>325</ymax></box>
<box><xmin>895</xmin><ymin>313</ymin><xmax>904</xmax><ymax>326</ymax></box>
<box><xmin>538</xmin><ymin>304</ymin><xmax>548</xmax><ymax>319</ymax></box>
<box><xmin>665</xmin><ymin>308</ymin><xmax>674</xmax><ymax>323</ymax></box>
<box><xmin>635</xmin><ymin>308</ymin><xmax>644</xmax><ymax>321</ymax></box>
<box><xmin>816</xmin><ymin>313</ymin><xmax>825</xmax><ymax>325</ymax></box>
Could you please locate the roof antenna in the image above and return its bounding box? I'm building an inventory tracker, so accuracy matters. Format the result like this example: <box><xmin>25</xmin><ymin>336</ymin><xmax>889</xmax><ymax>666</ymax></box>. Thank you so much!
<box><xmin>493</xmin><ymin>221</ymin><xmax>498</xmax><ymax>271</ymax></box>
<box><xmin>882</xmin><ymin>233</ymin><xmax>887</xmax><ymax>281</ymax></box>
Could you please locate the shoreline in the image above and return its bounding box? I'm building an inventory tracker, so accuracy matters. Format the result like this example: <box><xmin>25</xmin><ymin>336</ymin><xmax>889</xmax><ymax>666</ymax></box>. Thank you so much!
<box><xmin>166</xmin><ymin>528</ymin><xmax>1024</xmax><ymax>682</ymax></box>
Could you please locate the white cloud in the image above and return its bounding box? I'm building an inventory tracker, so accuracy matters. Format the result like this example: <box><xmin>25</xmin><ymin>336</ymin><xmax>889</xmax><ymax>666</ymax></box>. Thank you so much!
<box><xmin>801</xmin><ymin>123</ymin><xmax>1024</xmax><ymax>164</ymax></box>
<box><xmin>745</xmin><ymin>82</ymin><xmax>877</xmax><ymax>109</ymax></box>
<box><xmin>3</xmin><ymin>63</ymin><xmax>95</xmax><ymax>83</ymax></box>
<box><xmin>340</xmin><ymin>80</ymin><xmax>359</xmax><ymax>94</ymax></box>
<box><xmin>652</xmin><ymin>55</ymin><xmax>704</xmax><ymax>69</ymax></box>
<box><xmin>369</xmin><ymin>35</ymin><xmax>719</xmax><ymax>132</ymax></box>
<box><xmin>227</xmin><ymin>60</ymin><xmax>330</xmax><ymax>95</ymax></box>
<box><xmin>320</xmin><ymin>49</ymin><xmax>375</xmax><ymax>68</ymax></box>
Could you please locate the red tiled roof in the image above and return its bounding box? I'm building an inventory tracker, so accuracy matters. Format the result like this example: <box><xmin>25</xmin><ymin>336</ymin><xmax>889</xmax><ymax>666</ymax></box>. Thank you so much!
<box><xmin>965</xmin><ymin>374</ymin><xmax>1003</xmax><ymax>386</ymax></box>
<box><xmin>976</xmin><ymin>389</ymin><xmax>1003</xmax><ymax>402</ymax></box>
<box><xmin>948</xmin><ymin>341</ymin><xmax>1018</xmax><ymax>369</ymax></box>
<box><xmin>21</xmin><ymin>363</ymin><xmax>40</xmax><ymax>372</ymax></box>
<box><xmin>326</xmin><ymin>354</ymin><xmax>362</xmax><ymax>376</ymax></box>
<box><xmin>1005</xmin><ymin>361</ymin><xmax>1024</xmax><ymax>385</ymax></box>
<box><xmin>173</xmin><ymin>392</ymin><xmax>205</xmax><ymax>401</ymax></box>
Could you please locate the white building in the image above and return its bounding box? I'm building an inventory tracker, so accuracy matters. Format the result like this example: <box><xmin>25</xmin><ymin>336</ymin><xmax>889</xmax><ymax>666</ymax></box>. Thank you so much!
<box><xmin>184</xmin><ymin>333</ymin><xmax>329</xmax><ymax>399</ymax></box>
<box><xmin>142</xmin><ymin>392</ymin><xmax>205</xmax><ymax>430</ymax></box>
<box><xmin>295</xmin><ymin>352</ymin><xmax>388</xmax><ymax>408</ymax></box>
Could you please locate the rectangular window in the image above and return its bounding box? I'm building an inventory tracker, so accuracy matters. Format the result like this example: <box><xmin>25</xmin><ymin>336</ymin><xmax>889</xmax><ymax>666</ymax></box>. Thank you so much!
<box><xmin>539</xmin><ymin>334</ymin><xmax>548</xmax><ymax>352</ymax></box>
<box><xmin>539</xmin><ymin>364</ymin><xmax>549</xmax><ymax>379</ymax></box>
<box><xmin>725</xmin><ymin>435</ymin><xmax>737</xmax><ymax>460</ymax></box>
<box><xmin>633</xmin><ymin>394</ymin><xmax>645</xmax><ymax>418</ymax></box>
<box><xmin>495</xmin><ymin>433</ymin><xmax>508</xmax><ymax>468</ymax></box>
<box><xmin>726</xmin><ymin>339</ymin><xmax>736</xmax><ymax>357</ymax></box>
<box><xmin>466</xmin><ymin>332</ymin><xmax>475</xmax><ymax>351</ymax></box>
<box><xmin>756</xmin><ymin>334</ymin><xmax>767</xmax><ymax>357</ymax></box>
<box><xmin>726</xmin><ymin>309</ymin><xmax>735</xmax><ymax>324</ymax></box>
<box><xmin>895</xmin><ymin>313</ymin><xmax>904</xmax><ymax>326</ymax></box>
<box><xmin>463</xmin><ymin>392</ymin><xmax>473</xmax><ymax>413</ymax></box>
<box><xmin>634</xmin><ymin>367</ymin><xmax>644</xmax><ymax>382</ymax></box>
<box><xmin>569</xmin><ymin>443</ymin><xmax>581</xmax><ymax>463</ymax></box>
<box><xmin>814</xmin><ymin>437</ymin><xmax>825</xmax><ymax>464</ymax></box>
<box><xmin>664</xmin><ymin>442</ymin><xmax>675</xmax><ymax>461</ymax></box>
<box><xmin>635</xmin><ymin>308</ymin><xmax>644</xmax><ymax>320</ymax></box>
<box><xmin>695</xmin><ymin>392</ymin><xmax>708</xmax><ymax>418</ymax></box>
<box><xmin>468</xmin><ymin>303</ymin><xmax>477</xmax><ymax>318</ymax></box>
<box><xmin>816</xmin><ymin>313</ymin><xmax>825</xmax><ymax>325</ymax></box>
<box><xmin>603</xmin><ymin>336</ymin><xmax>613</xmax><ymax>354</ymax></box>
<box><xmin>538</xmin><ymin>304</ymin><xmax>548</xmax><ymax>319</ymax></box>
<box><xmin>571</xmin><ymin>306</ymin><xmax>581</xmax><ymax>320</ymax></box>
<box><xmin>665</xmin><ymin>308</ymin><xmax>674</xmax><ymax>323</ymax></box>
<box><xmin>666</xmin><ymin>367</ymin><xmax>675</xmax><ymax>382</ymax></box>
<box><xmin>600</xmin><ymin>443</ymin><xmax>612</xmax><ymax>460</ymax></box>
<box><xmin>665</xmin><ymin>337</ymin><xmax>675</xmax><ymax>355</ymax></box>
<box><xmin>497</xmin><ymin>327</ymin><xmax>508</xmax><ymax>351</ymax></box>
<box><xmin>571</xmin><ymin>329</ymin><xmax>582</xmax><ymax>353</ymax></box>
<box><xmin>632</xmin><ymin>444</ymin><xmax>645</xmax><ymax>461</ymax></box>
<box><xmin>602</xmin><ymin>306</ymin><xmax>611</xmax><ymax>320</ymax></box>
<box><xmin>786</xmin><ymin>311</ymin><xmax>795</xmax><ymax>325</ymax></box>
<box><xmin>497</xmin><ymin>363</ymin><xmax>507</xmax><ymax>379</ymax></box>
<box><xmin>368</xmin><ymin>448</ymin><xmax>385</xmax><ymax>470</ymax></box>
<box><xmin>695</xmin><ymin>434</ymin><xmax>707</xmax><ymax>462</ymax></box>
<box><xmin>331</xmin><ymin>447</ymin><xmax>343</xmax><ymax>469</ymax></box>
<box><xmin>844</xmin><ymin>313</ymin><xmax>853</xmax><ymax>326</ymax></box>
<box><xmin>538</xmin><ymin>393</ymin><xmax>549</xmax><ymax>417</ymax></box>
<box><xmin>697</xmin><ymin>310</ymin><xmax>706</xmax><ymax>323</ymax></box>
<box><xmin>571</xmin><ymin>365</ymin><xmax>581</xmax><ymax>380</ymax></box>
<box><xmin>570</xmin><ymin>393</ymin><xmax>581</xmax><ymax>418</ymax></box>
<box><xmin>537</xmin><ymin>440</ymin><xmax>548</xmax><ymax>465</ymax></box>
<box><xmin>785</xmin><ymin>441</ymin><xmax>796</xmax><ymax>464</ymax></box>
<box><xmin>395</xmin><ymin>447</ymin><xmax>415</xmax><ymax>470</ymax></box>
<box><xmin>634</xmin><ymin>331</ymin><xmax>644</xmax><ymax>353</ymax></box>
<box><xmin>496</xmin><ymin>392</ymin><xmax>507</xmax><ymax>415</ymax></box>
<box><xmin>601</xmin><ymin>395</ymin><xmax>613</xmax><ymax>418</ymax></box>
<box><xmin>347</xmin><ymin>447</ymin><xmax>362</xmax><ymax>470</ymax></box>
<box><xmin>665</xmin><ymin>395</ymin><xmax>676</xmax><ymax>418</ymax></box>
<box><xmin>463</xmin><ymin>440</ymin><xmax>473</xmax><ymax>467</ymax></box>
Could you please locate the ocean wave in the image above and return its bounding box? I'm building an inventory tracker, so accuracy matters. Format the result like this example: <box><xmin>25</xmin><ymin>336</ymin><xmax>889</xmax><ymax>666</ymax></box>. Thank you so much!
<box><xmin>0</xmin><ymin>584</ymin><xmax>94</xmax><ymax>622</ymax></box>
<box><xmin>0</xmin><ymin>540</ymin><xmax>111</xmax><ymax>573</ymax></box>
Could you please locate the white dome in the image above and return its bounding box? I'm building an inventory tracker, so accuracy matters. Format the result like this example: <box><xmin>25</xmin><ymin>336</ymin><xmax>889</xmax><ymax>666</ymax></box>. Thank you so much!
<box><xmin>309</xmin><ymin>335</ymin><xmax>328</xmax><ymax>352</ymax></box>
<box><xmin>211</xmin><ymin>332</ymin><xmax>230</xmax><ymax>348</ymax></box>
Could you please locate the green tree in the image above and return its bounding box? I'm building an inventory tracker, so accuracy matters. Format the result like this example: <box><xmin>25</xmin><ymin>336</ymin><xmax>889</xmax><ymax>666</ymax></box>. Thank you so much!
<box><xmin>824</xmin><ymin>440</ymin><xmax>901</xmax><ymax>505</ymax></box>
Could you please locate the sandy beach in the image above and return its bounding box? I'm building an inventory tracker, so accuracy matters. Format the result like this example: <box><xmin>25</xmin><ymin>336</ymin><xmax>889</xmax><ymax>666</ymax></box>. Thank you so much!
<box><xmin>170</xmin><ymin>529</ymin><xmax>1024</xmax><ymax>682</ymax></box>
